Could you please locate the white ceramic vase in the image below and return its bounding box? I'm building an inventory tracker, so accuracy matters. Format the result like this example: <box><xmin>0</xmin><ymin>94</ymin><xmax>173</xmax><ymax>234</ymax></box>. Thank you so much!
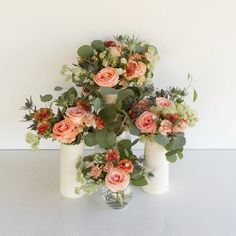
<box><xmin>142</xmin><ymin>141</ymin><xmax>169</xmax><ymax>194</ymax></box>
<box><xmin>60</xmin><ymin>142</ymin><xmax>85</xmax><ymax>198</ymax></box>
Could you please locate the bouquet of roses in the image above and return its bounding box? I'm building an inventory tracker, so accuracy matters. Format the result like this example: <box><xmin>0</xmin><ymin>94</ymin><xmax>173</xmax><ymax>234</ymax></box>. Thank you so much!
<box><xmin>127</xmin><ymin>85</ymin><xmax>198</xmax><ymax>162</ymax></box>
<box><xmin>22</xmin><ymin>87</ymin><xmax>95</xmax><ymax>150</ymax></box>
<box><xmin>76</xmin><ymin>139</ymin><xmax>147</xmax><ymax>194</ymax></box>
<box><xmin>61</xmin><ymin>35</ymin><xmax>159</xmax><ymax>96</ymax></box>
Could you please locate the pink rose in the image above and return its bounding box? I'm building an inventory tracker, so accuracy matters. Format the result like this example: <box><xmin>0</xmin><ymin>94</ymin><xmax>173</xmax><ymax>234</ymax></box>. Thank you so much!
<box><xmin>52</xmin><ymin>119</ymin><xmax>78</xmax><ymax>144</ymax></box>
<box><xmin>105</xmin><ymin>149</ymin><xmax>120</xmax><ymax>162</ymax></box>
<box><xmin>65</xmin><ymin>107</ymin><xmax>85</xmax><ymax>125</ymax></box>
<box><xmin>82</xmin><ymin>113</ymin><xmax>95</xmax><ymax>127</ymax></box>
<box><xmin>159</xmin><ymin>119</ymin><xmax>172</xmax><ymax>135</ymax></box>
<box><xmin>172</xmin><ymin>126</ymin><xmax>183</xmax><ymax>134</ymax></box>
<box><xmin>93</xmin><ymin>67</ymin><xmax>119</xmax><ymax>87</ymax></box>
<box><xmin>103</xmin><ymin>161</ymin><xmax>113</xmax><ymax>173</ymax></box>
<box><xmin>117</xmin><ymin>159</ymin><xmax>134</xmax><ymax>174</ymax></box>
<box><xmin>124</xmin><ymin>60</ymin><xmax>146</xmax><ymax>81</ymax></box>
<box><xmin>135</xmin><ymin>111</ymin><xmax>157</xmax><ymax>133</ymax></box>
<box><xmin>172</xmin><ymin>119</ymin><xmax>188</xmax><ymax>133</ymax></box>
<box><xmin>156</xmin><ymin>97</ymin><xmax>174</xmax><ymax>108</ymax></box>
<box><xmin>178</xmin><ymin>119</ymin><xmax>188</xmax><ymax>130</ymax></box>
<box><xmin>105</xmin><ymin>168</ymin><xmax>130</xmax><ymax>192</ymax></box>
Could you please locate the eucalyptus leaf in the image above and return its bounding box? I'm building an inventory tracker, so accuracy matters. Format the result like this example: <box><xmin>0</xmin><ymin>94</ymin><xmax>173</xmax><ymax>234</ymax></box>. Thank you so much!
<box><xmin>77</xmin><ymin>45</ymin><xmax>94</xmax><ymax>59</ymax></box>
<box><xmin>93</xmin><ymin>97</ymin><xmax>103</xmax><ymax>112</ymax></box>
<box><xmin>40</xmin><ymin>94</ymin><xmax>53</xmax><ymax>102</ymax></box>
<box><xmin>54</xmin><ymin>86</ymin><xmax>63</xmax><ymax>91</ymax></box>
<box><xmin>193</xmin><ymin>89</ymin><xmax>198</xmax><ymax>102</ymax></box>
<box><xmin>154</xmin><ymin>134</ymin><xmax>169</xmax><ymax>146</ymax></box>
<box><xmin>91</xmin><ymin>40</ymin><xmax>105</xmax><ymax>51</ymax></box>
<box><xmin>166</xmin><ymin>155</ymin><xmax>177</xmax><ymax>163</ymax></box>
<box><xmin>131</xmin><ymin>176</ymin><xmax>148</xmax><ymax>186</ymax></box>
<box><xmin>95</xmin><ymin>129</ymin><xmax>116</xmax><ymax>148</ymax></box>
<box><xmin>129</xmin><ymin>125</ymin><xmax>141</xmax><ymax>136</ymax></box>
<box><xmin>98</xmin><ymin>104</ymin><xmax>117</xmax><ymax>123</ymax></box>
<box><xmin>84</xmin><ymin>133</ymin><xmax>96</xmax><ymax>147</ymax></box>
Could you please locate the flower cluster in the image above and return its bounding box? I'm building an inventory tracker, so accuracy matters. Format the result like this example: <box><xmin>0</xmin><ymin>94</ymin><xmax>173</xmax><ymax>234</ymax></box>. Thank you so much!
<box><xmin>76</xmin><ymin>140</ymin><xmax>147</xmax><ymax>194</ymax></box>
<box><xmin>61</xmin><ymin>35</ymin><xmax>159</xmax><ymax>93</ymax></box>
<box><xmin>22</xmin><ymin>87</ymin><xmax>95</xmax><ymax>149</ymax></box>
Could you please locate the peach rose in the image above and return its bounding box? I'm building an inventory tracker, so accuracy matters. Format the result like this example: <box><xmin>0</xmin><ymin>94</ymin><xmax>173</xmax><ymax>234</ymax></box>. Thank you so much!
<box><xmin>95</xmin><ymin>116</ymin><xmax>105</xmax><ymax>129</ymax></box>
<box><xmin>135</xmin><ymin>111</ymin><xmax>157</xmax><ymax>133</ymax></box>
<box><xmin>172</xmin><ymin>126</ymin><xmax>183</xmax><ymax>134</ymax></box>
<box><xmin>178</xmin><ymin>119</ymin><xmax>188</xmax><ymax>130</ymax></box>
<box><xmin>82</xmin><ymin>113</ymin><xmax>95</xmax><ymax>127</ymax></box>
<box><xmin>65</xmin><ymin>107</ymin><xmax>85</xmax><ymax>125</ymax></box>
<box><xmin>103</xmin><ymin>162</ymin><xmax>113</xmax><ymax>173</ymax></box>
<box><xmin>117</xmin><ymin>159</ymin><xmax>134</xmax><ymax>174</ymax></box>
<box><xmin>124</xmin><ymin>60</ymin><xmax>146</xmax><ymax>81</ymax></box>
<box><xmin>52</xmin><ymin>119</ymin><xmax>78</xmax><ymax>144</ymax></box>
<box><xmin>156</xmin><ymin>97</ymin><xmax>174</xmax><ymax>108</ymax></box>
<box><xmin>105</xmin><ymin>168</ymin><xmax>130</xmax><ymax>192</ymax></box>
<box><xmin>105</xmin><ymin>149</ymin><xmax>120</xmax><ymax>162</ymax></box>
<box><xmin>90</xmin><ymin>165</ymin><xmax>102</xmax><ymax>179</ymax></box>
<box><xmin>93</xmin><ymin>67</ymin><xmax>119</xmax><ymax>87</ymax></box>
<box><xmin>159</xmin><ymin>119</ymin><xmax>172</xmax><ymax>135</ymax></box>
<box><xmin>166</xmin><ymin>113</ymin><xmax>180</xmax><ymax>122</ymax></box>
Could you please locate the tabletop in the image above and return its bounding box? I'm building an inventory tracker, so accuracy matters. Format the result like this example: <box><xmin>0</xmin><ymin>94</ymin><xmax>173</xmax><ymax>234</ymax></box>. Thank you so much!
<box><xmin>0</xmin><ymin>149</ymin><xmax>235</xmax><ymax>236</ymax></box>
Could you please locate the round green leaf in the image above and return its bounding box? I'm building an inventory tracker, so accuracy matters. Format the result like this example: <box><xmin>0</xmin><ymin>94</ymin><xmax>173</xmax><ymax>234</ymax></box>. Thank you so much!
<box><xmin>77</xmin><ymin>45</ymin><xmax>94</xmax><ymax>59</ymax></box>
<box><xmin>84</xmin><ymin>133</ymin><xmax>96</xmax><ymax>147</ymax></box>
<box><xmin>166</xmin><ymin>155</ymin><xmax>177</xmax><ymax>163</ymax></box>
<box><xmin>98</xmin><ymin>104</ymin><xmax>117</xmax><ymax>123</ymax></box>
<box><xmin>40</xmin><ymin>94</ymin><xmax>53</xmax><ymax>102</ymax></box>
<box><xmin>154</xmin><ymin>134</ymin><xmax>169</xmax><ymax>146</ymax></box>
<box><xmin>129</xmin><ymin>125</ymin><xmax>141</xmax><ymax>136</ymax></box>
<box><xmin>91</xmin><ymin>40</ymin><xmax>105</xmax><ymax>51</ymax></box>
<box><xmin>95</xmin><ymin>129</ymin><xmax>116</xmax><ymax>148</ymax></box>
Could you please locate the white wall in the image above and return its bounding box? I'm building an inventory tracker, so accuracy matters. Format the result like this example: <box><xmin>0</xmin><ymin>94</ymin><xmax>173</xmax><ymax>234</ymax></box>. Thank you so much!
<box><xmin>1</xmin><ymin>0</ymin><xmax>236</xmax><ymax>149</ymax></box>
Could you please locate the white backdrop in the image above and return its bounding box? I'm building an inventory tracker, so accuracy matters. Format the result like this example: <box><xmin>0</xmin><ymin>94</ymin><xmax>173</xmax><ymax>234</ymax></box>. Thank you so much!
<box><xmin>1</xmin><ymin>0</ymin><xmax>236</xmax><ymax>149</ymax></box>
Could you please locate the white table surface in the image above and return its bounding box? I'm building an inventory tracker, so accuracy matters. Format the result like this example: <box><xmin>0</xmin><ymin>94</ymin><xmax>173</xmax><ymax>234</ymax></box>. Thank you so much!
<box><xmin>0</xmin><ymin>150</ymin><xmax>235</xmax><ymax>236</ymax></box>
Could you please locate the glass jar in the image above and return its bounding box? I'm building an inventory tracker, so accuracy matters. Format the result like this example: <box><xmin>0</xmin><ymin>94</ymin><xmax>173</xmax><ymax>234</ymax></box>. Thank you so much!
<box><xmin>102</xmin><ymin>185</ymin><xmax>133</xmax><ymax>209</ymax></box>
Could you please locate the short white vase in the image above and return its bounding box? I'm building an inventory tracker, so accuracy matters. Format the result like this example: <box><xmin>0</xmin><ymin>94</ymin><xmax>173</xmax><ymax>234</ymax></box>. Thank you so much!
<box><xmin>142</xmin><ymin>141</ymin><xmax>169</xmax><ymax>194</ymax></box>
<box><xmin>60</xmin><ymin>142</ymin><xmax>85</xmax><ymax>198</ymax></box>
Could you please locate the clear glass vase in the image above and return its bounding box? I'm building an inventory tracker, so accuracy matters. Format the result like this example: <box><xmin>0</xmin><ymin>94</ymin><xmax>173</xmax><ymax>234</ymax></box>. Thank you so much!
<box><xmin>102</xmin><ymin>185</ymin><xmax>133</xmax><ymax>209</ymax></box>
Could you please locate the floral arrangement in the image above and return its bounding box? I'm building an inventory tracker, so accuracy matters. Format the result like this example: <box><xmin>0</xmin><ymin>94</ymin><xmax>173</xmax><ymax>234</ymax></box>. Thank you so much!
<box><xmin>76</xmin><ymin>139</ymin><xmax>147</xmax><ymax>194</ymax></box>
<box><xmin>22</xmin><ymin>87</ymin><xmax>95</xmax><ymax>150</ymax></box>
<box><xmin>61</xmin><ymin>35</ymin><xmax>159</xmax><ymax>95</ymax></box>
<box><xmin>127</xmin><ymin>84</ymin><xmax>198</xmax><ymax>162</ymax></box>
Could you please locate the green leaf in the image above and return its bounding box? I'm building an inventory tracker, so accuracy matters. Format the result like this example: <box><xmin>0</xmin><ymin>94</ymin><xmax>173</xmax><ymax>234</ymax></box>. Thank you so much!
<box><xmin>177</xmin><ymin>151</ymin><xmax>184</xmax><ymax>160</ymax></box>
<box><xmin>129</xmin><ymin>125</ymin><xmax>141</xmax><ymax>136</ymax></box>
<box><xmin>166</xmin><ymin>149</ymin><xmax>179</xmax><ymax>157</ymax></box>
<box><xmin>40</xmin><ymin>94</ymin><xmax>53</xmax><ymax>102</ymax></box>
<box><xmin>93</xmin><ymin>97</ymin><xmax>103</xmax><ymax>112</ymax></box>
<box><xmin>107</xmin><ymin>121</ymin><xmax>122</xmax><ymax>133</ymax></box>
<box><xmin>54</xmin><ymin>86</ymin><xmax>63</xmax><ymax>91</ymax></box>
<box><xmin>118</xmin><ymin>89</ymin><xmax>135</xmax><ymax>101</ymax></box>
<box><xmin>132</xmin><ymin>138</ymin><xmax>139</xmax><ymax>146</ymax></box>
<box><xmin>76</xmin><ymin>160</ymin><xmax>81</xmax><ymax>169</ymax></box>
<box><xmin>84</xmin><ymin>133</ymin><xmax>96</xmax><ymax>147</ymax></box>
<box><xmin>117</xmin><ymin>139</ymin><xmax>132</xmax><ymax>150</ymax></box>
<box><xmin>95</xmin><ymin>129</ymin><xmax>116</xmax><ymax>148</ymax></box>
<box><xmin>98</xmin><ymin>104</ymin><xmax>117</xmax><ymax>123</ymax></box>
<box><xmin>131</xmin><ymin>176</ymin><xmax>148</xmax><ymax>186</ymax></box>
<box><xmin>91</xmin><ymin>40</ymin><xmax>105</xmax><ymax>51</ymax></box>
<box><xmin>193</xmin><ymin>89</ymin><xmax>198</xmax><ymax>102</ymax></box>
<box><xmin>77</xmin><ymin>45</ymin><xmax>94</xmax><ymax>59</ymax></box>
<box><xmin>171</xmin><ymin>136</ymin><xmax>186</xmax><ymax>149</ymax></box>
<box><xmin>166</xmin><ymin>155</ymin><xmax>177</xmax><ymax>163</ymax></box>
<box><xmin>83</xmin><ymin>155</ymin><xmax>95</xmax><ymax>162</ymax></box>
<box><xmin>154</xmin><ymin>134</ymin><xmax>169</xmax><ymax>146</ymax></box>
<box><xmin>99</xmin><ymin>87</ymin><xmax>118</xmax><ymax>95</ymax></box>
<box><xmin>67</xmin><ymin>87</ymin><xmax>78</xmax><ymax>97</ymax></box>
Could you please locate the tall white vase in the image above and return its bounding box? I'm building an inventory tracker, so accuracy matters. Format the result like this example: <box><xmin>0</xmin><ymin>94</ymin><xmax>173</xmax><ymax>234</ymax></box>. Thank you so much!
<box><xmin>142</xmin><ymin>141</ymin><xmax>169</xmax><ymax>194</ymax></box>
<box><xmin>60</xmin><ymin>142</ymin><xmax>85</xmax><ymax>198</ymax></box>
